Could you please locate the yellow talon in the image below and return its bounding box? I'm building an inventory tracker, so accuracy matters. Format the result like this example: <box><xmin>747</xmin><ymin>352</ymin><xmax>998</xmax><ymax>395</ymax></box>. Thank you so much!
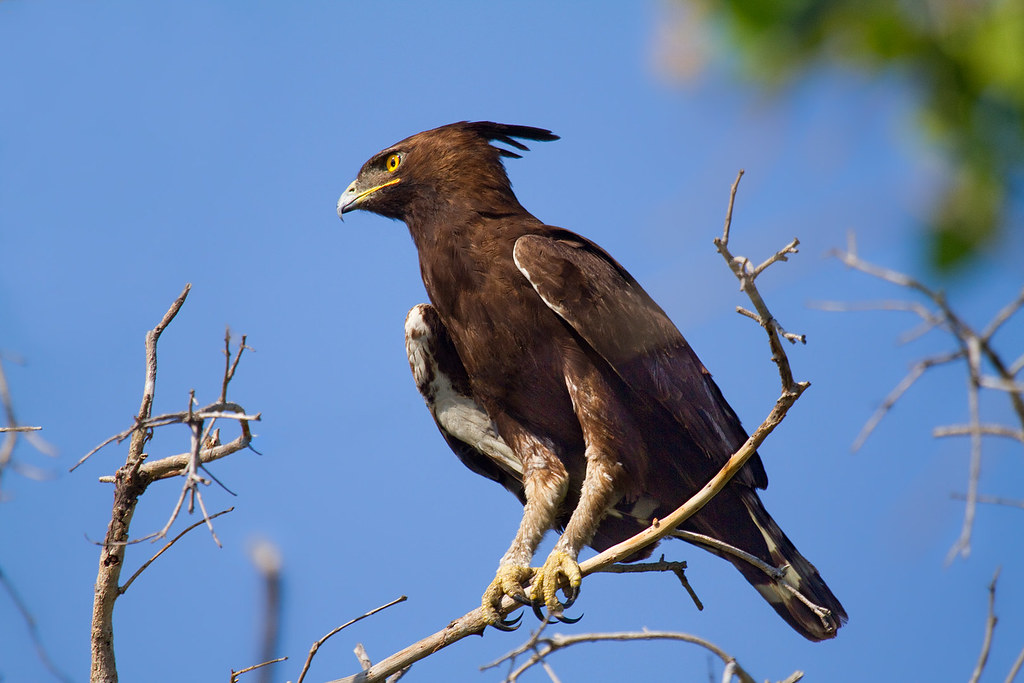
<box><xmin>481</xmin><ymin>564</ymin><xmax>534</xmax><ymax>629</ymax></box>
<box><xmin>530</xmin><ymin>550</ymin><xmax>581</xmax><ymax>614</ymax></box>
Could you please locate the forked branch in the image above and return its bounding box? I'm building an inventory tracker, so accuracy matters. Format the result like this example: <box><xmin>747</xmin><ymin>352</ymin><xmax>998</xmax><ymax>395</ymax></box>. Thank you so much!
<box><xmin>88</xmin><ymin>286</ymin><xmax>258</xmax><ymax>683</ymax></box>
<box><xmin>819</xmin><ymin>233</ymin><xmax>1023</xmax><ymax>562</ymax></box>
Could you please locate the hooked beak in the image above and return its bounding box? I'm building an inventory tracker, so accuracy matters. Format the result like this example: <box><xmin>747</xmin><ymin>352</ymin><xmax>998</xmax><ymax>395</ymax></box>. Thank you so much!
<box><xmin>336</xmin><ymin>177</ymin><xmax>401</xmax><ymax>219</ymax></box>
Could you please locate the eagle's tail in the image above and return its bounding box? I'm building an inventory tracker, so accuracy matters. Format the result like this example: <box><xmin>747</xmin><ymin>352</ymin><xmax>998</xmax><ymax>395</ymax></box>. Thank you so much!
<box><xmin>678</xmin><ymin>490</ymin><xmax>848</xmax><ymax>641</ymax></box>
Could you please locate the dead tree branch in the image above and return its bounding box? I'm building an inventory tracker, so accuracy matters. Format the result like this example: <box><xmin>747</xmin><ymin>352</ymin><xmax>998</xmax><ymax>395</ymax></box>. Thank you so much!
<box><xmin>325</xmin><ymin>171</ymin><xmax>816</xmax><ymax>683</ymax></box>
<box><xmin>820</xmin><ymin>233</ymin><xmax>1024</xmax><ymax>562</ymax></box>
<box><xmin>950</xmin><ymin>492</ymin><xmax>1024</xmax><ymax>510</ymax></box>
<box><xmin>482</xmin><ymin>629</ymin><xmax>802</xmax><ymax>683</ymax></box>
<box><xmin>87</xmin><ymin>285</ymin><xmax>258</xmax><ymax>683</ymax></box>
<box><xmin>0</xmin><ymin>564</ymin><xmax>72</xmax><ymax>683</ymax></box>
<box><xmin>968</xmin><ymin>568</ymin><xmax>999</xmax><ymax>683</ymax></box>
<box><xmin>296</xmin><ymin>596</ymin><xmax>408</xmax><ymax>683</ymax></box>
<box><xmin>230</xmin><ymin>657</ymin><xmax>288</xmax><ymax>683</ymax></box>
<box><xmin>590</xmin><ymin>555</ymin><xmax>702</xmax><ymax>610</ymax></box>
<box><xmin>0</xmin><ymin>355</ymin><xmax>56</xmax><ymax>495</ymax></box>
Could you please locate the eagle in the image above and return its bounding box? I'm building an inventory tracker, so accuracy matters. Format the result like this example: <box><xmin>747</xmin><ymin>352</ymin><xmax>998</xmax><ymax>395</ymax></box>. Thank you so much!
<box><xmin>337</xmin><ymin>121</ymin><xmax>847</xmax><ymax>640</ymax></box>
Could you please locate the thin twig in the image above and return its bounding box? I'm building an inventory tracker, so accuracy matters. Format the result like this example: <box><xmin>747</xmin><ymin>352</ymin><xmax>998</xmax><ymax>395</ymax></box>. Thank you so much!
<box><xmin>0</xmin><ymin>355</ymin><xmax>55</xmax><ymax>494</ymax></box>
<box><xmin>947</xmin><ymin>338</ymin><xmax>983</xmax><ymax>564</ymax></box>
<box><xmin>489</xmin><ymin>630</ymin><xmax>769</xmax><ymax>683</ymax></box>
<box><xmin>1006</xmin><ymin>642</ymin><xmax>1024</xmax><ymax>683</ymax></box>
<box><xmin>221</xmin><ymin>329</ymin><xmax>251</xmax><ymax>404</ymax></box>
<box><xmin>0</xmin><ymin>565</ymin><xmax>73</xmax><ymax>683</ymax></box>
<box><xmin>968</xmin><ymin>568</ymin><xmax>1000</xmax><ymax>683</ymax></box>
<box><xmin>950</xmin><ymin>493</ymin><xmax>1024</xmax><ymax>510</ymax></box>
<box><xmin>591</xmin><ymin>555</ymin><xmax>702</xmax><ymax>610</ymax></box>
<box><xmin>934</xmin><ymin>424</ymin><xmax>1024</xmax><ymax>442</ymax></box>
<box><xmin>230</xmin><ymin>657</ymin><xmax>288</xmax><ymax>683</ymax></box>
<box><xmin>119</xmin><ymin>508</ymin><xmax>234</xmax><ymax>595</ymax></box>
<box><xmin>482</xmin><ymin>616</ymin><xmax>556</xmax><ymax>675</ymax></box>
<box><xmin>720</xmin><ymin>169</ymin><xmax>743</xmax><ymax>244</ymax></box>
<box><xmin>852</xmin><ymin>351</ymin><xmax>963</xmax><ymax>452</ymax></box>
<box><xmin>297</xmin><ymin>596</ymin><xmax>408</xmax><ymax>683</ymax></box>
<box><xmin>674</xmin><ymin>530</ymin><xmax>830</xmax><ymax>621</ymax></box>
<box><xmin>981</xmin><ymin>286</ymin><xmax>1024</xmax><ymax>342</ymax></box>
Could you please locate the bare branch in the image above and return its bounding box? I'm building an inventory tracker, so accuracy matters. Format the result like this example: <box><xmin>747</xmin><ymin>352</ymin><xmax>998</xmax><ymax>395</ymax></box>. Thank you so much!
<box><xmin>714</xmin><ymin>172</ymin><xmax>806</xmax><ymax>391</ymax></box>
<box><xmin>485</xmin><ymin>629</ymin><xmax>797</xmax><ymax>683</ymax></box>
<box><xmin>0</xmin><ymin>564</ymin><xmax>72</xmax><ymax>683</ymax></box>
<box><xmin>354</xmin><ymin>643</ymin><xmax>373</xmax><ymax>671</ymax></box>
<box><xmin>87</xmin><ymin>285</ymin><xmax>259</xmax><ymax>683</ymax></box>
<box><xmin>851</xmin><ymin>351</ymin><xmax>962</xmax><ymax>452</ymax></box>
<box><xmin>0</xmin><ymin>355</ymin><xmax>56</xmax><ymax>494</ymax></box>
<box><xmin>981</xmin><ymin>286</ymin><xmax>1024</xmax><ymax>343</ymax></box>
<box><xmin>934</xmin><ymin>424</ymin><xmax>1024</xmax><ymax>443</ymax></box>
<box><xmin>950</xmin><ymin>493</ymin><xmax>1024</xmax><ymax>510</ymax></box>
<box><xmin>1007</xmin><ymin>643</ymin><xmax>1024</xmax><ymax>683</ymax></box>
<box><xmin>826</xmin><ymin>236</ymin><xmax>1024</xmax><ymax>568</ymax></box>
<box><xmin>297</xmin><ymin>596</ymin><xmax>408</xmax><ymax>683</ymax></box>
<box><xmin>591</xmin><ymin>556</ymin><xmax>702</xmax><ymax>610</ymax></box>
<box><xmin>719</xmin><ymin>169</ymin><xmax>743</xmax><ymax>244</ymax></box>
<box><xmin>91</xmin><ymin>283</ymin><xmax>191</xmax><ymax>683</ymax></box>
<box><xmin>946</xmin><ymin>338</ymin><xmax>983</xmax><ymax>564</ymax></box>
<box><xmin>979</xmin><ymin>376</ymin><xmax>1024</xmax><ymax>394</ymax></box>
<box><xmin>808</xmin><ymin>299</ymin><xmax>945</xmax><ymax>344</ymax></box>
<box><xmin>221</xmin><ymin>329</ymin><xmax>251</xmax><ymax>404</ymax></box>
<box><xmin>751</xmin><ymin>237</ymin><xmax>799</xmax><ymax>279</ymax></box>
<box><xmin>1011</xmin><ymin>352</ymin><xmax>1024</xmax><ymax>378</ymax></box>
<box><xmin>97</xmin><ymin>425</ymin><xmax>254</xmax><ymax>483</ymax></box>
<box><xmin>968</xmin><ymin>568</ymin><xmax>1000</xmax><ymax>683</ymax></box>
<box><xmin>119</xmin><ymin>508</ymin><xmax>234</xmax><ymax>595</ymax></box>
<box><xmin>230</xmin><ymin>657</ymin><xmax>288</xmax><ymax>683</ymax></box>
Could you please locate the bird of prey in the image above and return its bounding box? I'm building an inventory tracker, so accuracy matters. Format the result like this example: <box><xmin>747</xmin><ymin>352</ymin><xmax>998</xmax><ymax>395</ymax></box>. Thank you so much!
<box><xmin>337</xmin><ymin>121</ymin><xmax>847</xmax><ymax>640</ymax></box>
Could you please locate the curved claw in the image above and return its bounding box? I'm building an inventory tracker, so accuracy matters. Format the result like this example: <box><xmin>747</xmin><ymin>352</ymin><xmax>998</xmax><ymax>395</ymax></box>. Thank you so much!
<box><xmin>530</xmin><ymin>550</ymin><xmax>583</xmax><ymax>619</ymax></box>
<box><xmin>493</xmin><ymin>610</ymin><xmax>523</xmax><ymax>632</ymax></box>
<box><xmin>532</xmin><ymin>602</ymin><xmax>546</xmax><ymax>622</ymax></box>
<box><xmin>511</xmin><ymin>592</ymin><xmax>536</xmax><ymax>607</ymax></box>
<box><xmin>560</xmin><ymin>584</ymin><xmax>579</xmax><ymax>611</ymax></box>
<box><xmin>555</xmin><ymin>611</ymin><xmax>583</xmax><ymax>624</ymax></box>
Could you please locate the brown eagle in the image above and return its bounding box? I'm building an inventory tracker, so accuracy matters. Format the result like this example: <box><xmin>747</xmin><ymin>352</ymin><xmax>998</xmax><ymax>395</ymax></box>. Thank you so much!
<box><xmin>337</xmin><ymin>121</ymin><xmax>846</xmax><ymax>640</ymax></box>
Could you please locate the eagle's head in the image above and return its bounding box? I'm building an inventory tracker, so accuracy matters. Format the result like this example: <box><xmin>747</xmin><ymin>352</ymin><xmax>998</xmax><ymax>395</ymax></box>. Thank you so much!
<box><xmin>337</xmin><ymin>121</ymin><xmax>558</xmax><ymax>222</ymax></box>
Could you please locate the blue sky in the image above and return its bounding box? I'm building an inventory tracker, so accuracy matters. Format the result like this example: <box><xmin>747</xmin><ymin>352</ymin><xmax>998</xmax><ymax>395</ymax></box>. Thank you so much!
<box><xmin>1</xmin><ymin>2</ymin><xmax>1022</xmax><ymax>682</ymax></box>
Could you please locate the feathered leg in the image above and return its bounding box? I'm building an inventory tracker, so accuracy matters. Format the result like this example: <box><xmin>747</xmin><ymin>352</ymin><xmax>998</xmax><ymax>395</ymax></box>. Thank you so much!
<box><xmin>480</xmin><ymin>430</ymin><xmax>569</xmax><ymax>627</ymax></box>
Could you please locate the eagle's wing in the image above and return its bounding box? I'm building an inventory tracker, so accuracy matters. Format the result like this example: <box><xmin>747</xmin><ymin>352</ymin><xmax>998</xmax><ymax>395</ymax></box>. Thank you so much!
<box><xmin>404</xmin><ymin>304</ymin><xmax>526</xmax><ymax>503</ymax></box>
<box><xmin>513</xmin><ymin>231</ymin><xmax>767</xmax><ymax>490</ymax></box>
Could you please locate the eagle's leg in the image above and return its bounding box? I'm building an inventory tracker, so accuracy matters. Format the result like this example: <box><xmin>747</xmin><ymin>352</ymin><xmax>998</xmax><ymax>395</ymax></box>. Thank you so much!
<box><xmin>531</xmin><ymin>445</ymin><xmax>624</xmax><ymax>616</ymax></box>
<box><xmin>481</xmin><ymin>438</ymin><xmax>569</xmax><ymax>629</ymax></box>
<box><xmin>528</xmin><ymin>362</ymin><xmax>631</xmax><ymax>617</ymax></box>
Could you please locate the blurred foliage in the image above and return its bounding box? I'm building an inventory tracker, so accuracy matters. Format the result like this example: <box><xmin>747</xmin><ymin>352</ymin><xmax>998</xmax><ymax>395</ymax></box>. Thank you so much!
<box><xmin>691</xmin><ymin>0</ymin><xmax>1024</xmax><ymax>270</ymax></box>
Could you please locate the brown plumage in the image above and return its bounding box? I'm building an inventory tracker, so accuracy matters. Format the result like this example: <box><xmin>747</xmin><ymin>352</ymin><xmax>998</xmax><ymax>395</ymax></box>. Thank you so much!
<box><xmin>338</xmin><ymin>121</ymin><xmax>847</xmax><ymax>640</ymax></box>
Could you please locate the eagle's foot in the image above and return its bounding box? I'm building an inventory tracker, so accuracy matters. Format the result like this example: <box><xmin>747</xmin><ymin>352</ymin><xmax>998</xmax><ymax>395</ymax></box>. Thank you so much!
<box><xmin>481</xmin><ymin>564</ymin><xmax>534</xmax><ymax>631</ymax></box>
<box><xmin>529</xmin><ymin>550</ymin><xmax>582</xmax><ymax>621</ymax></box>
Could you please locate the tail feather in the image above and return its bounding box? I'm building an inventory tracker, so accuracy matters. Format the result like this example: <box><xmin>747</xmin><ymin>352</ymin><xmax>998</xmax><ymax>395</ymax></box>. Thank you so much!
<box><xmin>679</xmin><ymin>489</ymin><xmax>847</xmax><ymax>641</ymax></box>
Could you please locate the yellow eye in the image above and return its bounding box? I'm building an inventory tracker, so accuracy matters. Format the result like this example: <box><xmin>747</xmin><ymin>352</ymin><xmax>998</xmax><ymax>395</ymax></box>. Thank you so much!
<box><xmin>386</xmin><ymin>153</ymin><xmax>401</xmax><ymax>173</ymax></box>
